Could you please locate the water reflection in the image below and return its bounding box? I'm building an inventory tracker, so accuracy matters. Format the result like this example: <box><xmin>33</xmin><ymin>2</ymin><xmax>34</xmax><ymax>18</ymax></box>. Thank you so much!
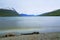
<box><xmin>0</xmin><ymin>16</ymin><xmax>60</xmax><ymax>33</ymax></box>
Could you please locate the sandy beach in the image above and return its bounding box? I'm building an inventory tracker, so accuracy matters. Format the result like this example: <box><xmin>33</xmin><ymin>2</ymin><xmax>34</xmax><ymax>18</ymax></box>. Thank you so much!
<box><xmin>0</xmin><ymin>32</ymin><xmax>60</xmax><ymax>40</ymax></box>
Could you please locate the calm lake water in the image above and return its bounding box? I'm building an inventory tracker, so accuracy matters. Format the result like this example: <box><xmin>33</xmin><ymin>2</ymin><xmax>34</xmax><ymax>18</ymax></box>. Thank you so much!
<box><xmin>0</xmin><ymin>16</ymin><xmax>60</xmax><ymax>34</ymax></box>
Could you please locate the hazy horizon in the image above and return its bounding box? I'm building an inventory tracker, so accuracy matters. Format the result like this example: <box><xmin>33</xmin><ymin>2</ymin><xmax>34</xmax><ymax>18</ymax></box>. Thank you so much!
<box><xmin>0</xmin><ymin>0</ymin><xmax>60</xmax><ymax>15</ymax></box>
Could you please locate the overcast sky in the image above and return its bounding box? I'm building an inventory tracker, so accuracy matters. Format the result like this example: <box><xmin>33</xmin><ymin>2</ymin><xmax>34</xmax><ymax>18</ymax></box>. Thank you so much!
<box><xmin>0</xmin><ymin>0</ymin><xmax>60</xmax><ymax>15</ymax></box>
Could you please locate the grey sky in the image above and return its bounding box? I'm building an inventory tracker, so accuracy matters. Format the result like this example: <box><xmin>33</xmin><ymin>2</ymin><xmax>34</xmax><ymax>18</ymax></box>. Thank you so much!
<box><xmin>0</xmin><ymin>0</ymin><xmax>60</xmax><ymax>15</ymax></box>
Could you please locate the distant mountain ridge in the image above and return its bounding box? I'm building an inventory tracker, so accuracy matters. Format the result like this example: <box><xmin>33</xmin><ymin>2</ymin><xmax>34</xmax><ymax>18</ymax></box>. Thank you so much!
<box><xmin>19</xmin><ymin>13</ymin><xmax>35</xmax><ymax>16</ymax></box>
<box><xmin>19</xmin><ymin>14</ymin><xmax>28</xmax><ymax>16</ymax></box>
<box><xmin>39</xmin><ymin>9</ymin><xmax>60</xmax><ymax>16</ymax></box>
<box><xmin>0</xmin><ymin>8</ymin><xmax>19</xmax><ymax>16</ymax></box>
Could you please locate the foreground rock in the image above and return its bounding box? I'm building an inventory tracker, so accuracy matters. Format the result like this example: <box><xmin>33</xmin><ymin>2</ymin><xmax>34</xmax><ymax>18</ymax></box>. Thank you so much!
<box><xmin>0</xmin><ymin>32</ymin><xmax>60</xmax><ymax>40</ymax></box>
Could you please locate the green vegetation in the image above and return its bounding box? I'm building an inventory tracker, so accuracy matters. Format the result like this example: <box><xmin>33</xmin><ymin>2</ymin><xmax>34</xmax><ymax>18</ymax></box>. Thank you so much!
<box><xmin>0</xmin><ymin>9</ymin><xmax>19</xmax><ymax>16</ymax></box>
<box><xmin>39</xmin><ymin>9</ymin><xmax>60</xmax><ymax>16</ymax></box>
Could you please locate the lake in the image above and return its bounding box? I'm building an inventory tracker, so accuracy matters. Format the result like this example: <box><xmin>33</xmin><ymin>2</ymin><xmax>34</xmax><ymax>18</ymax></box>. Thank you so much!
<box><xmin>0</xmin><ymin>16</ymin><xmax>60</xmax><ymax>34</ymax></box>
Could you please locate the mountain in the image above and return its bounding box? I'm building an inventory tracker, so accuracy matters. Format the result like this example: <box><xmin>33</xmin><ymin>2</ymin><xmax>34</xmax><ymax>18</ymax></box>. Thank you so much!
<box><xmin>39</xmin><ymin>9</ymin><xmax>60</xmax><ymax>16</ymax></box>
<box><xmin>0</xmin><ymin>9</ymin><xmax>19</xmax><ymax>16</ymax></box>
<box><xmin>19</xmin><ymin>14</ymin><xmax>35</xmax><ymax>16</ymax></box>
<box><xmin>19</xmin><ymin>14</ymin><xmax>28</xmax><ymax>16</ymax></box>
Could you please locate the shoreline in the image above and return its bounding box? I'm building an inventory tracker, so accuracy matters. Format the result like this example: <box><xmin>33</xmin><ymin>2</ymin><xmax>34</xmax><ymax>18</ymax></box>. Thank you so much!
<box><xmin>0</xmin><ymin>32</ymin><xmax>60</xmax><ymax>40</ymax></box>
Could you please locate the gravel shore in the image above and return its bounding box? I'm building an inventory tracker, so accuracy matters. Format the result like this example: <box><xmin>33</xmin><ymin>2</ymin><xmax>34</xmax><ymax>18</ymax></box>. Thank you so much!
<box><xmin>0</xmin><ymin>32</ymin><xmax>60</xmax><ymax>40</ymax></box>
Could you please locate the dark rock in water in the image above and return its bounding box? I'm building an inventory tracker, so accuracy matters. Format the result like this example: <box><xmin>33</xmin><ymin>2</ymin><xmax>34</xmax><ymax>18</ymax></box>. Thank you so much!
<box><xmin>33</xmin><ymin>32</ymin><xmax>39</xmax><ymax>34</ymax></box>
<box><xmin>21</xmin><ymin>32</ymin><xmax>39</xmax><ymax>35</ymax></box>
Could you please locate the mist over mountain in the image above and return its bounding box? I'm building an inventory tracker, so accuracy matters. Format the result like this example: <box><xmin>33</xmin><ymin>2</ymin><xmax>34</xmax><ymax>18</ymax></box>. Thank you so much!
<box><xmin>39</xmin><ymin>9</ymin><xmax>60</xmax><ymax>16</ymax></box>
<box><xmin>0</xmin><ymin>8</ymin><xmax>19</xmax><ymax>16</ymax></box>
